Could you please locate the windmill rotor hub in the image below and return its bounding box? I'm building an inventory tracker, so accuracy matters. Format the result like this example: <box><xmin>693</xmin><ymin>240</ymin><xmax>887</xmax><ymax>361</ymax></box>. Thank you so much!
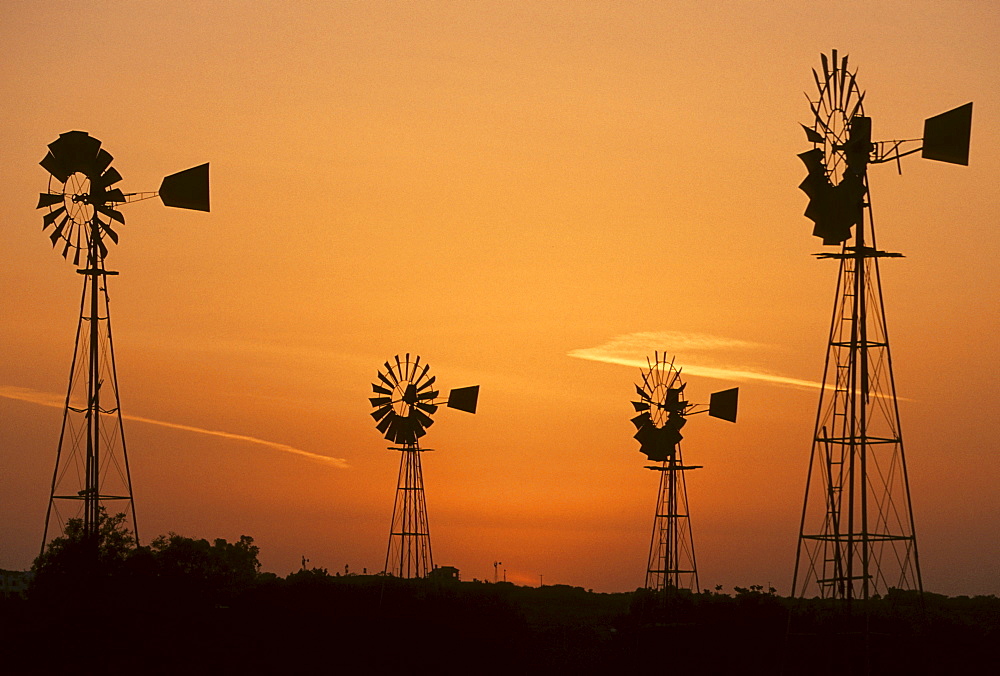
<box><xmin>393</xmin><ymin>381</ymin><xmax>418</xmax><ymax>416</ymax></box>
<box><xmin>63</xmin><ymin>173</ymin><xmax>95</xmax><ymax>216</ymax></box>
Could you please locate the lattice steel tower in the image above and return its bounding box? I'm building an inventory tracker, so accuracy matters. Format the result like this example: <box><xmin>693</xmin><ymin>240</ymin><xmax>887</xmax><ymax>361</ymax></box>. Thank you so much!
<box><xmin>792</xmin><ymin>51</ymin><xmax>972</xmax><ymax>600</ymax></box>
<box><xmin>630</xmin><ymin>353</ymin><xmax>737</xmax><ymax>592</ymax></box>
<box><xmin>37</xmin><ymin>131</ymin><xmax>209</xmax><ymax>552</ymax></box>
<box><xmin>369</xmin><ymin>354</ymin><xmax>479</xmax><ymax>578</ymax></box>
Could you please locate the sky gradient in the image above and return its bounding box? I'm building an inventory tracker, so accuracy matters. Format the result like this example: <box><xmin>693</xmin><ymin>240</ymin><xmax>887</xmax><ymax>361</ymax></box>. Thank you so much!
<box><xmin>1</xmin><ymin>1</ymin><xmax>998</xmax><ymax>595</ymax></box>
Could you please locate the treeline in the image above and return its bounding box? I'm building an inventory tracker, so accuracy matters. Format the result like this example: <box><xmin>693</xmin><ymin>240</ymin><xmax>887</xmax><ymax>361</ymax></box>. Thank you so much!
<box><xmin>1</xmin><ymin>517</ymin><xmax>997</xmax><ymax>674</ymax></box>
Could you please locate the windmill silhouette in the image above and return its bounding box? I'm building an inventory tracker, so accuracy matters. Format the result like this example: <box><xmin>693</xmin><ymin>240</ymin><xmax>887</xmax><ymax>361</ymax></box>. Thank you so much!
<box><xmin>631</xmin><ymin>352</ymin><xmax>737</xmax><ymax>592</ymax></box>
<box><xmin>792</xmin><ymin>51</ymin><xmax>972</xmax><ymax>601</ymax></box>
<box><xmin>37</xmin><ymin>130</ymin><xmax>209</xmax><ymax>552</ymax></box>
<box><xmin>369</xmin><ymin>354</ymin><xmax>478</xmax><ymax>578</ymax></box>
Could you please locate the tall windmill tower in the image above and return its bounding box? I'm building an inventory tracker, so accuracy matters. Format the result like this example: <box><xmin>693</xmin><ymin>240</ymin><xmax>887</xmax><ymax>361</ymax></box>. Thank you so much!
<box><xmin>630</xmin><ymin>353</ymin><xmax>737</xmax><ymax>592</ymax></box>
<box><xmin>36</xmin><ymin>131</ymin><xmax>209</xmax><ymax>552</ymax></box>
<box><xmin>369</xmin><ymin>354</ymin><xmax>479</xmax><ymax>578</ymax></box>
<box><xmin>792</xmin><ymin>52</ymin><xmax>972</xmax><ymax>600</ymax></box>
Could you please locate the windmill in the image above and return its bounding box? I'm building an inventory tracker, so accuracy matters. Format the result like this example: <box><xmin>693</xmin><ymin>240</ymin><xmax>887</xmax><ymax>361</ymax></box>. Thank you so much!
<box><xmin>792</xmin><ymin>51</ymin><xmax>972</xmax><ymax>601</ymax></box>
<box><xmin>369</xmin><ymin>354</ymin><xmax>479</xmax><ymax>578</ymax></box>
<box><xmin>631</xmin><ymin>352</ymin><xmax>737</xmax><ymax>592</ymax></box>
<box><xmin>37</xmin><ymin>130</ymin><xmax>209</xmax><ymax>553</ymax></box>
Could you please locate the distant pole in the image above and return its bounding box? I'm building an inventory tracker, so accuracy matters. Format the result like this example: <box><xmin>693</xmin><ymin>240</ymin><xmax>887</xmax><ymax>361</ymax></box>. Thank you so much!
<box><xmin>493</xmin><ymin>560</ymin><xmax>502</xmax><ymax>583</ymax></box>
<box><xmin>539</xmin><ymin>574</ymin><xmax>543</xmax><ymax>587</ymax></box>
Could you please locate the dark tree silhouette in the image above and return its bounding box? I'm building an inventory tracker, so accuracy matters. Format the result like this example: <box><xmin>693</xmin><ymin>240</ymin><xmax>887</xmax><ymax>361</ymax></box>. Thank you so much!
<box><xmin>31</xmin><ymin>509</ymin><xmax>135</xmax><ymax>600</ymax></box>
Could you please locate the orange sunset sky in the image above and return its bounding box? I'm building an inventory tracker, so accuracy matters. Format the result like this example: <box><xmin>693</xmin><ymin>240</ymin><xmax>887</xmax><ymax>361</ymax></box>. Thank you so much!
<box><xmin>1</xmin><ymin>1</ymin><xmax>997</xmax><ymax>595</ymax></box>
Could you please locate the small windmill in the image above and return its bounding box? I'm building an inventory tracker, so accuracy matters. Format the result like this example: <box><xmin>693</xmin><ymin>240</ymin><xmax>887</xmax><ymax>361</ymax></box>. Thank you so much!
<box><xmin>792</xmin><ymin>51</ymin><xmax>972</xmax><ymax>601</ymax></box>
<box><xmin>631</xmin><ymin>352</ymin><xmax>737</xmax><ymax>592</ymax></box>
<box><xmin>37</xmin><ymin>130</ymin><xmax>209</xmax><ymax>552</ymax></box>
<box><xmin>369</xmin><ymin>354</ymin><xmax>478</xmax><ymax>578</ymax></box>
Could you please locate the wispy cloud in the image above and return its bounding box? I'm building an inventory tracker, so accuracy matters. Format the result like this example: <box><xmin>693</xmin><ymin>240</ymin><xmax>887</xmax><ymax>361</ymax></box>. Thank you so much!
<box><xmin>0</xmin><ymin>385</ymin><xmax>349</xmax><ymax>469</ymax></box>
<box><xmin>568</xmin><ymin>331</ymin><xmax>823</xmax><ymax>390</ymax></box>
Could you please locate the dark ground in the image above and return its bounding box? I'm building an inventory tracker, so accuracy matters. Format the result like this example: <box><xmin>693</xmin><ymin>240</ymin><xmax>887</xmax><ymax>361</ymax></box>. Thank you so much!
<box><xmin>2</xmin><ymin>571</ymin><xmax>998</xmax><ymax>675</ymax></box>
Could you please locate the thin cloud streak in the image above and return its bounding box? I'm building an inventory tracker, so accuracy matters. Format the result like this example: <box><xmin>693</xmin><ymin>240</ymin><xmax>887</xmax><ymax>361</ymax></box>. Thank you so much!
<box><xmin>0</xmin><ymin>385</ymin><xmax>348</xmax><ymax>469</ymax></box>
<box><xmin>569</xmin><ymin>332</ymin><xmax>913</xmax><ymax>401</ymax></box>
<box><xmin>568</xmin><ymin>352</ymin><xmax>823</xmax><ymax>390</ymax></box>
<box><xmin>567</xmin><ymin>331</ymin><xmax>823</xmax><ymax>390</ymax></box>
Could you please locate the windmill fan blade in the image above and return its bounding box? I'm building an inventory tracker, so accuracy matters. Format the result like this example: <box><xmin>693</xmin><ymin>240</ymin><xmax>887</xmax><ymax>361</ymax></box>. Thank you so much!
<box><xmin>820</xmin><ymin>52</ymin><xmax>830</xmax><ymax>82</ymax></box>
<box><xmin>415</xmin><ymin>363</ymin><xmax>430</xmax><ymax>386</ymax></box>
<box><xmin>413</xmin><ymin>408</ymin><xmax>434</xmax><ymax>429</ymax></box>
<box><xmin>97</xmin><ymin>238</ymin><xmax>108</xmax><ymax>261</ymax></box>
<box><xmin>635</xmin><ymin>384</ymin><xmax>651</xmax><ymax>401</ymax></box>
<box><xmin>96</xmin><ymin>204</ymin><xmax>125</xmax><ymax>224</ymax></box>
<box><xmin>372</xmin><ymin>383</ymin><xmax>392</xmax><ymax>396</ymax></box>
<box><xmin>390</xmin><ymin>416</ymin><xmax>415</xmax><ymax>444</ymax></box>
<box><xmin>50</xmin><ymin>131</ymin><xmax>102</xmax><ymax>175</ymax></box>
<box><xmin>413</xmin><ymin>425</ymin><xmax>427</xmax><ymax>440</ymax></box>
<box><xmin>102</xmin><ymin>188</ymin><xmax>126</xmax><ymax>204</ymax></box>
<box><xmin>369</xmin><ymin>396</ymin><xmax>391</xmax><ymax>408</ymax></box>
<box><xmin>52</xmin><ymin>215</ymin><xmax>69</xmax><ymax>241</ymax></box>
<box><xmin>102</xmin><ymin>223</ymin><xmax>119</xmax><ymax>245</ymax></box>
<box><xmin>417</xmin><ymin>375</ymin><xmax>436</xmax><ymax>392</ymax></box>
<box><xmin>416</xmin><ymin>389</ymin><xmax>438</xmax><ymax>401</ymax></box>
<box><xmin>839</xmin><ymin>54</ymin><xmax>849</xmax><ymax>101</ymax></box>
<box><xmin>708</xmin><ymin>388</ymin><xmax>739</xmax><ymax>423</ymax></box>
<box><xmin>371</xmin><ymin>404</ymin><xmax>392</xmax><ymax>422</ymax></box>
<box><xmin>446</xmin><ymin>385</ymin><xmax>479</xmax><ymax>414</ymax></box>
<box><xmin>158</xmin><ymin>163</ymin><xmax>210</xmax><ymax>212</ymax></box>
<box><xmin>49</xmin><ymin>221</ymin><xmax>65</xmax><ymax>245</ymax></box>
<box><xmin>384</xmin><ymin>361</ymin><xmax>398</xmax><ymax>384</ymax></box>
<box><xmin>634</xmin><ymin>425</ymin><xmax>652</xmax><ymax>444</ymax></box>
<box><xmin>800</xmin><ymin>123</ymin><xmax>825</xmax><ymax>144</ymax></box>
<box><xmin>378</xmin><ymin>371</ymin><xmax>395</xmax><ymax>390</ymax></box>
<box><xmin>37</xmin><ymin>193</ymin><xmax>64</xmax><ymax>209</ymax></box>
<box><xmin>40</xmin><ymin>152</ymin><xmax>71</xmax><ymax>183</ymax></box>
<box><xmin>394</xmin><ymin>356</ymin><xmax>407</xmax><ymax>385</ymax></box>
<box><xmin>415</xmin><ymin>402</ymin><xmax>438</xmax><ymax>415</ymax></box>
<box><xmin>43</xmin><ymin>206</ymin><xmax>66</xmax><ymax>228</ymax></box>
<box><xmin>94</xmin><ymin>148</ymin><xmax>113</xmax><ymax>175</ymax></box>
<box><xmin>96</xmin><ymin>166</ymin><xmax>123</xmax><ymax>188</ymax></box>
<box><xmin>640</xmin><ymin>430</ymin><xmax>675</xmax><ymax>462</ymax></box>
<box><xmin>631</xmin><ymin>412</ymin><xmax>651</xmax><ymax>430</ymax></box>
<box><xmin>922</xmin><ymin>102</ymin><xmax>973</xmax><ymax>166</ymax></box>
<box><xmin>631</xmin><ymin>401</ymin><xmax>650</xmax><ymax>412</ymax></box>
<box><xmin>798</xmin><ymin>148</ymin><xmax>827</xmax><ymax>177</ymax></box>
<box><xmin>376</xmin><ymin>412</ymin><xmax>394</xmax><ymax>434</ymax></box>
